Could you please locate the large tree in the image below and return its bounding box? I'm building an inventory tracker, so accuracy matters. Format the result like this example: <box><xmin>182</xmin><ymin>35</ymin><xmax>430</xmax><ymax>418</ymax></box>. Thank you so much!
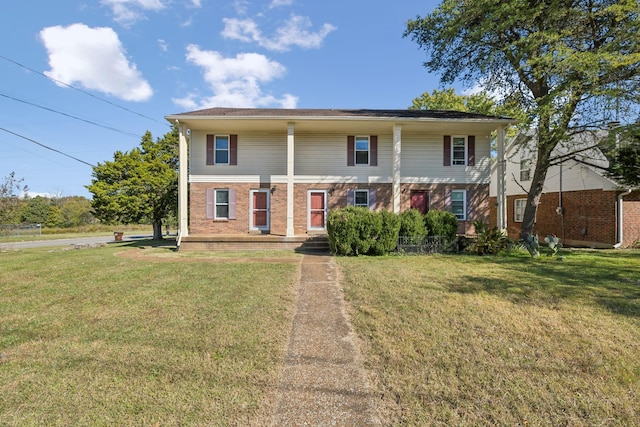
<box><xmin>406</xmin><ymin>0</ymin><xmax>640</xmax><ymax>238</ymax></box>
<box><xmin>87</xmin><ymin>125</ymin><xmax>178</xmax><ymax>240</ymax></box>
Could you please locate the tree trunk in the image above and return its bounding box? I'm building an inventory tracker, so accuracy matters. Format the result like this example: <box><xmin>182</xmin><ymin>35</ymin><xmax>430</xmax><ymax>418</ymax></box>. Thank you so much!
<box><xmin>152</xmin><ymin>220</ymin><xmax>163</xmax><ymax>240</ymax></box>
<box><xmin>520</xmin><ymin>129</ymin><xmax>554</xmax><ymax>240</ymax></box>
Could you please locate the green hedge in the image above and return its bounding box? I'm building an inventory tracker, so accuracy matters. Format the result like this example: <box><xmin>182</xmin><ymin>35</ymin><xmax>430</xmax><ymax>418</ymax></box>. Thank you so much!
<box><xmin>424</xmin><ymin>210</ymin><xmax>458</xmax><ymax>241</ymax></box>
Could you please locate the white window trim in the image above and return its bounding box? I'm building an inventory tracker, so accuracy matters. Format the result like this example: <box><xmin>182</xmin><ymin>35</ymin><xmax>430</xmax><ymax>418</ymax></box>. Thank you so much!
<box><xmin>451</xmin><ymin>189</ymin><xmax>467</xmax><ymax>221</ymax></box>
<box><xmin>215</xmin><ymin>135</ymin><xmax>230</xmax><ymax>165</ymax></box>
<box><xmin>353</xmin><ymin>189</ymin><xmax>370</xmax><ymax>208</ymax></box>
<box><xmin>355</xmin><ymin>136</ymin><xmax>370</xmax><ymax>166</ymax></box>
<box><xmin>514</xmin><ymin>198</ymin><xmax>527</xmax><ymax>222</ymax></box>
<box><xmin>451</xmin><ymin>135</ymin><xmax>467</xmax><ymax>166</ymax></box>
<box><xmin>215</xmin><ymin>188</ymin><xmax>229</xmax><ymax>220</ymax></box>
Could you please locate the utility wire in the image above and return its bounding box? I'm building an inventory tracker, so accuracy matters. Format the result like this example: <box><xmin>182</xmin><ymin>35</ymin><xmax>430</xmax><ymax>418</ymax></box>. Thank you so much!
<box><xmin>0</xmin><ymin>127</ymin><xmax>95</xmax><ymax>167</ymax></box>
<box><xmin>0</xmin><ymin>54</ymin><xmax>168</xmax><ymax>127</ymax></box>
<box><xmin>0</xmin><ymin>91</ymin><xmax>143</xmax><ymax>139</ymax></box>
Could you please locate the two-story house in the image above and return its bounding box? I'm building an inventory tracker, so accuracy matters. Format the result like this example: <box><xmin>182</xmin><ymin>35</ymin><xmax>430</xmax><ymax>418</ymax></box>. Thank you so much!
<box><xmin>165</xmin><ymin>108</ymin><xmax>513</xmax><ymax>250</ymax></box>
<box><xmin>489</xmin><ymin>131</ymin><xmax>640</xmax><ymax>248</ymax></box>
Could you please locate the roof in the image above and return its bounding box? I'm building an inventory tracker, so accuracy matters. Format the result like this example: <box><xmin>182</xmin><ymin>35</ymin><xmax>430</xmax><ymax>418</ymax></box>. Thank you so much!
<box><xmin>167</xmin><ymin>107</ymin><xmax>515</xmax><ymax>122</ymax></box>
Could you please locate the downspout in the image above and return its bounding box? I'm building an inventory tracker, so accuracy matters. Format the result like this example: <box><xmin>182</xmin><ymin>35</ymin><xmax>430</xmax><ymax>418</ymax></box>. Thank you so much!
<box><xmin>614</xmin><ymin>188</ymin><xmax>632</xmax><ymax>248</ymax></box>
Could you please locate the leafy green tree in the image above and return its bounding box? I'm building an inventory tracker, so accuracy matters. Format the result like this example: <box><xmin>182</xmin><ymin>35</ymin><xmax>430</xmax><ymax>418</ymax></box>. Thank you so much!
<box><xmin>607</xmin><ymin>124</ymin><xmax>640</xmax><ymax>187</ymax></box>
<box><xmin>0</xmin><ymin>172</ymin><xmax>28</xmax><ymax>224</ymax></box>
<box><xmin>405</xmin><ymin>0</ymin><xmax>640</xmax><ymax>239</ymax></box>
<box><xmin>59</xmin><ymin>196</ymin><xmax>95</xmax><ymax>227</ymax></box>
<box><xmin>410</xmin><ymin>88</ymin><xmax>523</xmax><ymax>121</ymax></box>
<box><xmin>87</xmin><ymin>126</ymin><xmax>178</xmax><ymax>240</ymax></box>
<box><xmin>21</xmin><ymin>196</ymin><xmax>52</xmax><ymax>225</ymax></box>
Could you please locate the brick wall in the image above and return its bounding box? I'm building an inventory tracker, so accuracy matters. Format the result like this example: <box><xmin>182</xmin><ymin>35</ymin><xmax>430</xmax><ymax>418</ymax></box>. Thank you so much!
<box><xmin>490</xmin><ymin>189</ymin><xmax>620</xmax><ymax>246</ymax></box>
<box><xmin>190</xmin><ymin>182</ymin><xmax>489</xmax><ymax>236</ymax></box>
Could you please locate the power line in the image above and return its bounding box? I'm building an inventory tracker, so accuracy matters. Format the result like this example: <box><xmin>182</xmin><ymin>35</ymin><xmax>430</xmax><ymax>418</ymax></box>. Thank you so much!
<box><xmin>0</xmin><ymin>92</ymin><xmax>143</xmax><ymax>139</ymax></box>
<box><xmin>0</xmin><ymin>54</ymin><xmax>168</xmax><ymax>127</ymax></box>
<box><xmin>0</xmin><ymin>127</ymin><xmax>95</xmax><ymax>167</ymax></box>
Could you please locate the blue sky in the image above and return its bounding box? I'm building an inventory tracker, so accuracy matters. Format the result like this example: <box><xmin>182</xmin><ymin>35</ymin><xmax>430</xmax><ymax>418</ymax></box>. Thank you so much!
<box><xmin>1</xmin><ymin>0</ymin><xmax>445</xmax><ymax>198</ymax></box>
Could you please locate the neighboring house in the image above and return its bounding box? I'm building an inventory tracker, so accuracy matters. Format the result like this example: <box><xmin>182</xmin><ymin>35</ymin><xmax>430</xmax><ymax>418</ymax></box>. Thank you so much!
<box><xmin>165</xmin><ymin>108</ymin><xmax>513</xmax><ymax>250</ymax></box>
<box><xmin>489</xmin><ymin>131</ymin><xmax>640</xmax><ymax>248</ymax></box>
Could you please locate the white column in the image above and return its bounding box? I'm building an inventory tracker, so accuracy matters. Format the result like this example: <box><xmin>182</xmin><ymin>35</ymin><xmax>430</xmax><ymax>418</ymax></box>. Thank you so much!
<box><xmin>392</xmin><ymin>124</ymin><xmax>402</xmax><ymax>214</ymax></box>
<box><xmin>178</xmin><ymin>124</ymin><xmax>189</xmax><ymax>238</ymax></box>
<box><xmin>496</xmin><ymin>126</ymin><xmax>507</xmax><ymax>231</ymax></box>
<box><xmin>286</xmin><ymin>123</ymin><xmax>295</xmax><ymax>237</ymax></box>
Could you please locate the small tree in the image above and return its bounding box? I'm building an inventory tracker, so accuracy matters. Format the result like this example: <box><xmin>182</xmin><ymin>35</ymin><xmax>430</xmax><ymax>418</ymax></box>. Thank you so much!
<box><xmin>0</xmin><ymin>172</ymin><xmax>28</xmax><ymax>224</ymax></box>
<box><xmin>87</xmin><ymin>126</ymin><xmax>178</xmax><ymax>240</ymax></box>
<box><xmin>606</xmin><ymin>124</ymin><xmax>640</xmax><ymax>187</ymax></box>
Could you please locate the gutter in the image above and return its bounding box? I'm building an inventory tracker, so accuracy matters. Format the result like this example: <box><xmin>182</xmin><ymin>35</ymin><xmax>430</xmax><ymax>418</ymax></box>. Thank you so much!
<box><xmin>614</xmin><ymin>188</ymin><xmax>633</xmax><ymax>248</ymax></box>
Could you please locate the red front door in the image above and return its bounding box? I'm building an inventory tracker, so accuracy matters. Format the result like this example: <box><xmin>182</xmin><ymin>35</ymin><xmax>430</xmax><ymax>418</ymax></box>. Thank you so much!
<box><xmin>410</xmin><ymin>191</ymin><xmax>429</xmax><ymax>214</ymax></box>
<box><xmin>251</xmin><ymin>190</ymin><xmax>269</xmax><ymax>230</ymax></box>
<box><xmin>309</xmin><ymin>191</ymin><xmax>326</xmax><ymax>229</ymax></box>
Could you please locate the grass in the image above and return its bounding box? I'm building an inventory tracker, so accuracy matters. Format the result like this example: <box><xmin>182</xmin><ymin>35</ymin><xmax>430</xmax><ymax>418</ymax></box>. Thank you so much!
<box><xmin>338</xmin><ymin>250</ymin><xmax>640</xmax><ymax>426</ymax></box>
<box><xmin>0</xmin><ymin>242</ymin><xmax>300</xmax><ymax>426</ymax></box>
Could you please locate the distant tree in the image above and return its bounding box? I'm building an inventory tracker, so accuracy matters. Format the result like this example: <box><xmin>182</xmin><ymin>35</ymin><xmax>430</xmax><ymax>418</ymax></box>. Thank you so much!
<box><xmin>59</xmin><ymin>196</ymin><xmax>95</xmax><ymax>227</ymax></box>
<box><xmin>410</xmin><ymin>88</ymin><xmax>524</xmax><ymax>121</ymax></box>
<box><xmin>21</xmin><ymin>196</ymin><xmax>52</xmax><ymax>226</ymax></box>
<box><xmin>405</xmin><ymin>0</ymin><xmax>640</xmax><ymax>239</ymax></box>
<box><xmin>0</xmin><ymin>172</ymin><xmax>28</xmax><ymax>224</ymax></box>
<box><xmin>87</xmin><ymin>126</ymin><xmax>178</xmax><ymax>240</ymax></box>
<box><xmin>607</xmin><ymin>124</ymin><xmax>640</xmax><ymax>187</ymax></box>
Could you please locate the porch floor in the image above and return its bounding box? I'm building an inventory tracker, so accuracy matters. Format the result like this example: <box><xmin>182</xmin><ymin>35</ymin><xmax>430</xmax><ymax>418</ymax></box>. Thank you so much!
<box><xmin>178</xmin><ymin>233</ymin><xmax>329</xmax><ymax>252</ymax></box>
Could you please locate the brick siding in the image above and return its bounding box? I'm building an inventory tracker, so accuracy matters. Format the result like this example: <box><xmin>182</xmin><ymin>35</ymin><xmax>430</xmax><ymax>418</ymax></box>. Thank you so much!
<box><xmin>191</xmin><ymin>182</ymin><xmax>488</xmax><ymax>237</ymax></box>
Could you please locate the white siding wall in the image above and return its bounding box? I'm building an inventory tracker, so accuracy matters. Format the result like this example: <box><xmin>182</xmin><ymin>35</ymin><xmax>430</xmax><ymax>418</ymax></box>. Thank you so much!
<box><xmin>402</xmin><ymin>134</ymin><xmax>491</xmax><ymax>183</ymax></box>
<box><xmin>189</xmin><ymin>130</ymin><xmax>287</xmax><ymax>177</ymax></box>
<box><xmin>294</xmin><ymin>133</ymin><xmax>392</xmax><ymax>181</ymax></box>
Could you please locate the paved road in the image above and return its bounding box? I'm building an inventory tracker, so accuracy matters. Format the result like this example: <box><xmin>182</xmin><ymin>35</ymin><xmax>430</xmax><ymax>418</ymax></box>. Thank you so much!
<box><xmin>0</xmin><ymin>234</ymin><xmax>153</xmax><ymax>250</ymax></box>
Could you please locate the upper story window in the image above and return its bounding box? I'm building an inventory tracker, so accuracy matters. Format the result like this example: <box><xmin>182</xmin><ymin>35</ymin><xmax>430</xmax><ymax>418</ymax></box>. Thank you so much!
<box><xmin>451</xmin><ymin>190</ymin><xmax>466</xmax><ymax>221</ymax></box>
<box><xmin>347</xmin><ymin>135</ymin><xmax>377</xmax><ymax>166</ymax></box>
<box><xmin>206</xmin><ymin>134</ymin><xmax>238</xmax><ymax>166</ymax></box>
<box><xmin>355</xmin><ymin>136</ymin><xmax>369</xmax><ymax>165</ymax></box>
<box><xmin>520</xmin><ymin>159</ymin><xmax>531</xmax><ymax>181</ymax></box>
<box><xmin>215</xmin><ymin>136</ymin><xmax>229</xmax><ymax>165</ymax></box>
<box><xmin>444</xmin><ymin>135</ymin><xmax>475</xmax><ymax>166</ymax></box>
<box><xmin>452</xmin><ymin>136</ymin><xmax>466</xmax><ymax>165</ymax></box>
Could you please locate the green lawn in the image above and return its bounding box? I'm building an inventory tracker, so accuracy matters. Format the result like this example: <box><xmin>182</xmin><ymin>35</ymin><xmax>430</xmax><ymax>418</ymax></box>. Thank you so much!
<box><xmin>0</xmin><ymin>242</ymin><xmax>300</xmax><ymax>426</ymax></box>
<box><xmin>339</xmin><ymin>250</ymin><xmax>640</xmax><ymax>426</ymax></box>
<box><xmin>3</xmin><ymin>243</ymin><xmax>640</xmax><ymax>426</ymax></box>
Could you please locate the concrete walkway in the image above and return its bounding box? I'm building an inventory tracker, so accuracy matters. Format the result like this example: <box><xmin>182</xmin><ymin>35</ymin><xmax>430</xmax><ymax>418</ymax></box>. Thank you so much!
<box><xmin>272</xmin><ymin>253</ymin><xmax>380</xmax><ymax>426</ymax></box>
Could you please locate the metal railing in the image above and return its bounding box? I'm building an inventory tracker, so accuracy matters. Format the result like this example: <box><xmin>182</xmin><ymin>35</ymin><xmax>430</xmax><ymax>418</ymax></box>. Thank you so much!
<box><xmin>397</xmin><ymin>235</ymin><xmax>450</xmax><ymax>254</ymax></box>
<box><xmin>0</xmin><ymin>223</ymin><xmax>42</xmax><ymax>237</ymax></box>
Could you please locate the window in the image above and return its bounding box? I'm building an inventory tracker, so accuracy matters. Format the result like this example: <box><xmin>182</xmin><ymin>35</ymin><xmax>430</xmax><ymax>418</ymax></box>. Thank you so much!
<box><xmin>215</xmin><ymin>135</ymin><xmax>229</xmax><ymax>164</ymax></box>
<box><xmin>354</xmin><ymin>190</ymin><xmax>369</xmax><ymax>208</ymax></box>
<box><xmin>514</xmin><ymin>198</ymin><xmax>527</xmax><ymax>222</ymax></box>
<box><xmin>452</xmin><ymin>137</ymin><xmax>466</xmax><ymax>165</ymax></box>
<box><xmin>355</xmin><ymin>136</ymin><xmax>369</xmax><ymax>165</ymax></box>
<box><xmin>451</xmin><ymin>190</ymin><xmax>466</xmax><ymax>220</ymax></box>
<box><xmin>215</xmin><ymin>189</ymin><xmax>229</xmax><ymax>219</ymax></box>
<box><xmin>520</xmin><ymin>159</ymin><xmax>531</xmax><ymax>181</ymax></box>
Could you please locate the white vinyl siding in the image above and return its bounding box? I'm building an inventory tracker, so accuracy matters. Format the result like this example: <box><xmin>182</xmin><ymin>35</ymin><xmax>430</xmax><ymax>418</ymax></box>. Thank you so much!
<box><xmin>190</xmin><ymin>131</ymin><xmax>286</xmax><ymax>176</ymax></box>
<box><xmin>402</xmin><ymin>135</ymin><xmax>490</xmax><ymax>183</ymax></box>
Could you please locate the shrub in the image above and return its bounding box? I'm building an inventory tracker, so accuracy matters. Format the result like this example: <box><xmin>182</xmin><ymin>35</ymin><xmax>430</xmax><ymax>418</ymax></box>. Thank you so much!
<box><xmin>424</xmin><ymin>210</ymin><xmax>458</xmax><ymax>241</ymax></box>
<box><xmin>399</xmin><ymin>209</ymin><xmax>427</xmax><ymax>242</ymax></box>
<box><xmin>372</xmin><ymin>209</ymin><xmax>401</xmax><ymax>255</ymax></box>
<box><xmin>328</xmin><ymin>207</ymin><xmax>400</xmax><ymax>256</ymax></box>
<box><xmin>472</xmin><ymin>220</ymin><xmax>512</xmax><ymax>255</ymax></box>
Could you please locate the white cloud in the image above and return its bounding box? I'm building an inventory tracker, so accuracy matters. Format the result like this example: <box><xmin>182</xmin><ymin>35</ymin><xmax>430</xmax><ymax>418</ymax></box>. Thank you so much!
<box><xmin>222</xmin><ymin>15</ymin><xmax>336</xmax><ymax>52</ymax></box>
<box><xmin>173</xmin><ymin>44</ymin><xmax>297</xmax><ymax>109</ymax></box>
<box><xmin>40</xmin><ymin>24</ymin><xmax>153</xmax><ymax>102</ymax></box>
<box><xmin>269</xmin><ymin>0</ymin><xmax>294</xmax><ymax>8</ymax></box>
<box><xmin>158</xmin><ymin>38</ymin><xmax>168</xmax><ymax>52</ymax></box>
<box><xmin>101</xmin><ymin>0</ymin><xmax>167</xmax><ymax>25</ymax></box>
<box><xmin>190</xmin><ymin>0</ymin><xmax>202</xmax><ymax>7</ymax></box>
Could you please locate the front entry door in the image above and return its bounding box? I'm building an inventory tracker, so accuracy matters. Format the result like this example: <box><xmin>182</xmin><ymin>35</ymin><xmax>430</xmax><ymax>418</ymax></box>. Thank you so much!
<box><xmin>250</xmin><ymin>190</ymin><xmax>270</xmax><ymax>231</ymax></box>
<box><xmin>410</xmin><ymin>190</ymin><xmax>430</xmax><ymax>214</ymax></box>
<box><xmin>308</xmin><ymin>190</ymin><xmax>327</xmax><ymax>230</ymax></box>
